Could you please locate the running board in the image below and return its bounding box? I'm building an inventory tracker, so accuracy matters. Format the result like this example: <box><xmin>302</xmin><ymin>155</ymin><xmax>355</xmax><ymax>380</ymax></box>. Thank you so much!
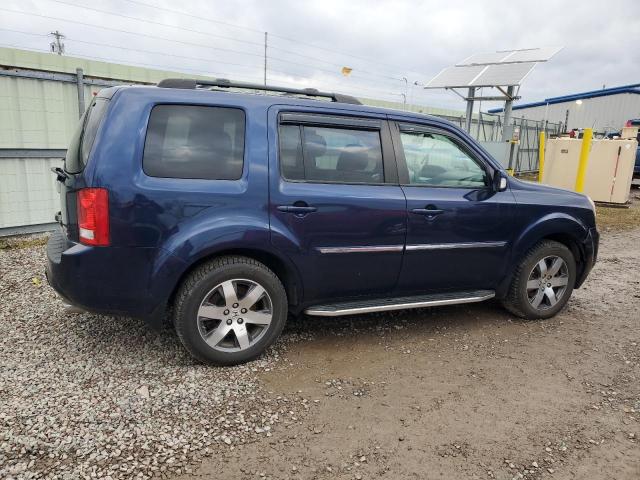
<box><xmin>304</xmin><ymin>290</ymin><xmax>495</xmax><ymax>317</ymax></box>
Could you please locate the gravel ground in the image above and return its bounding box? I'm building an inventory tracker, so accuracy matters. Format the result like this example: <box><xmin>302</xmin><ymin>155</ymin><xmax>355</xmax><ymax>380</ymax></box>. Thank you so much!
<box><xmin>1</xmin><ymin>225</ymin><xmax>638</xmax><ymax>479</ymax></box>
<box><xmin>0</xmin><ymin>245</ymin><xmax>309</xmax><ymax>479</ymax></box>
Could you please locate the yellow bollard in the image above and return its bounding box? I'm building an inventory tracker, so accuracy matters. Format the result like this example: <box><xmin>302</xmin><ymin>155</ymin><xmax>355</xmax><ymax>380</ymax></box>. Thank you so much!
<box><xmin>538</xmin><ymin>131</ymin><xmax>545</xmax><ymax>183</ymax></box>
<box><xmin>574</xmin><ymin>128</ymin><xmax>593</xmax><ymax>192</ymax></box>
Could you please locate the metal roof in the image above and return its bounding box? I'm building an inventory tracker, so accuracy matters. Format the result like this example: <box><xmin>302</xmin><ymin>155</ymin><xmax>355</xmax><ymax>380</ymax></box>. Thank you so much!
<box><xmin>488</xmin><ymin>83</ymin><xmax>640</xmax><ymax>113</ymax></box>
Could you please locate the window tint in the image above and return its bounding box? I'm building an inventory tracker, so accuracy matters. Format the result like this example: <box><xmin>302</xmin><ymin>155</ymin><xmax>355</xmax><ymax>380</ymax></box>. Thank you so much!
<box><xmin>279</xmin><ymin>124</ymin><xmax>384</xmax><ymax>184</ymax></box>
<box><xmin>143</xmin><ymin>105</ymin><xmax>245</xmax><ymax>180</ymax></box>
<box><xmin>399</xmin><ymin>130</ymin><xmax>487</xmax><ymax>188</ymax></box>
<box><xmin>65</xmin><ymin>98</ymin><xmax>109</xmax><ymax>174</ymax></box>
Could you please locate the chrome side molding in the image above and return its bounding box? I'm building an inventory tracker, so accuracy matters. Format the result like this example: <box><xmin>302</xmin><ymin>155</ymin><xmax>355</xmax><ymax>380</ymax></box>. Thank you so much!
<box><xmin>317</xmin><ymin>241</ymin><xmax>506</xmax><ymax>254</ymax></box>
<box><xmin>405</xmin><ymin>241</ymin><xmax>506</xmax><ymax>251</ymax></box>
<box><xmin>317</xmin><ymin>245</ymin><xmax>404</xmax><ymax>254</ymax></box>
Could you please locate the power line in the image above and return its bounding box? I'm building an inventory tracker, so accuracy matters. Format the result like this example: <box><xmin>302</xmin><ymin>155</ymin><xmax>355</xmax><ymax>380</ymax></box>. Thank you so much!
<box><xmin>0</xmin><ymin>28</ymin><xmax>400</xmax><ymax>95</ymax></box>
<box><xmin>41</xmin><ymin>0</ymin><xmax>407</xmax><ymax>83</ymax></box>
<box><xmin>1</xmin><ymin>8</ymin><xmax>407</xmax><ymax>90</ymax></box>
<box><xmin>123</xmin><ymin>0</ymin><xmax>265</xmax><ymax>35</ymax></box>
<box><xmin>0</xmin><ymin>39</ymin><xmax>406</xmax><ymax>101</ymax></box>
<box><xmin>0</xmin><ymin>7</ymin><xmax>264</xmax><ymax>59</ymax></box>
<box><xmin>0</xmin><ymin>42</ymin><xmax>266</xmax><ymax>84</ymax></box>
<box><xmin>47</xmin><ymin>0</ymin><xmax>265</xmax><ymax>48</ymax></box>
<box><xmin>0</xmin><ymin>25</ymin><xmax>402</xmax><ymax>92</ymax></box>
<box><xmin>0</xmin><ymin>28</ymin><xmax>257</xmax><ymax>71</ymax></box>
<box><xmin>116</xmin><ymin>0</ymin><xmax>420</xmax><ymax>76</ymax></box>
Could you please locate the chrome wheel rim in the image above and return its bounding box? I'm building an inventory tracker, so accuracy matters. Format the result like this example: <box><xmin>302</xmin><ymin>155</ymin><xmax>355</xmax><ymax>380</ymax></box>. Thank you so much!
<box><xmin>526</xmin><ymin>255</ymin><xmax>569</xmax><ymax>311</ymax></box>
<box><xmin>197</xmin><ymin>279</ymin><xmax>273</xmax><ymax>352</ymax></box>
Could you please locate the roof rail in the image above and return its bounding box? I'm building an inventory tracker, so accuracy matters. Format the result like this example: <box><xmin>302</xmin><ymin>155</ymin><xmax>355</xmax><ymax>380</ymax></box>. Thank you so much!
<box><xmin>157</xmin><ymin>78</ymin><xmax>362</xmax><ymax>105</ymax></box>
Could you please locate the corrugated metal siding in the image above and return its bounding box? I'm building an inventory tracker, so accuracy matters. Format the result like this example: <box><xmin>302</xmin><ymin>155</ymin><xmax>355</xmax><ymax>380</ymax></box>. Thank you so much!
<box><xmin>0</xmin><ymin>77</ymin><xmax>98</xmax><ymax>148</ymax></box>
<box><xmin>0</xmin><ymin>157</ymin><xmax>63</xmax><ymax>228</ymax></box>
<box><xmin>509</xmin><ymin>93</ymin><xmax>640</xmax><ymax>132</ymax></box>
<box><xmin>0</xmin><ymin>45</ymin><xmax>199</xmax><ymax>232</ymax></box>
<box><xmin>0</xmin><ymin>46</ymin><xmax>467</xmax><ymax>233</ymax></box>
<box><xmin>0</xmin><ymin>47</ymin><xmax>197</xmax><ymax>85</ymax></box>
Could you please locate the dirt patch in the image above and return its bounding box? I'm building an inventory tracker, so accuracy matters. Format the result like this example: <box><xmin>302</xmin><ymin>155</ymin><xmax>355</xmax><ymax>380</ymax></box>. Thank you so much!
<box><xmin>596</xmin><ymin>193</ymin><xmax>640</xmax><ymax>231</ymax></box>
<box><xmin>0</xmin><ymin>233</ymin><xmax>49</xmax><ymax>250</ymax></box>
<box><xmin>183</xmin><ymin>229</ymin><xmax>640</xmax><ymax>480</ymax></box>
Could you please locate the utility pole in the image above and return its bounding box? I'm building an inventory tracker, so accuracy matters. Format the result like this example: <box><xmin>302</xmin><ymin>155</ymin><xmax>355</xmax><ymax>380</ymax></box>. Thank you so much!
<box><xmin>402</xmin><ymin>77</ymin><xmax>408</xmax><ymax>110</ymax></box>
<box><xmin>263</xmin><ymin>32</ymin><xmax>268</xmax><ymax>87</ymax></box>
<box><xmin>49</xmin><ymin>30</ymin><xmax>65</xmax><ymax>55</ymax></box>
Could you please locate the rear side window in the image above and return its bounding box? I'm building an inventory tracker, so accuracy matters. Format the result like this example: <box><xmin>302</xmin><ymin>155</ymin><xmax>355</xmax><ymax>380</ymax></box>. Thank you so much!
<box><xmin>143</xmin><ymin>105</ymin><xmax>245</xmax><ymax>180</ymax></box>
<box><xmin>64</xmin><ymin>98</ymin><xmax>109</xmax><ymax>173</ymax></box>
<box><xmin>279</xmin><ymin>124</ymin><xmax>384</xmax><ymax>184</ymax></box>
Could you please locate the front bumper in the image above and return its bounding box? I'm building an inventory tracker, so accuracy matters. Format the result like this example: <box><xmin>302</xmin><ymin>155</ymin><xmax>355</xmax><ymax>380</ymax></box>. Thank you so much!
<box><xmin>575</xmin><ymin>226</ymin><xmax>599</xmax><ymax>288</ymax></box>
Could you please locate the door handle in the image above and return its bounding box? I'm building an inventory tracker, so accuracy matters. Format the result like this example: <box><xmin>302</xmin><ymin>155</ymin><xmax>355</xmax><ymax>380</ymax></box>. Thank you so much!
<box><xmin>411</xmin><ymin>208</ymin><xmax>444</xmax><ymax>216</ymax></box>
<box><xmin>277</xmin><ymin>205</ymin><xmax>317</xmax><ymax>214</ymax></box>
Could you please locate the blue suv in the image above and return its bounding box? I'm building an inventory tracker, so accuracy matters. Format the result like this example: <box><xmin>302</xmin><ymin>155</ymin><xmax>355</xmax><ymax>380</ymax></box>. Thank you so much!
<box><xmin>46</xmin><ymin>79</ymin><xmax>599</xmax><ymax>365</ymax></box>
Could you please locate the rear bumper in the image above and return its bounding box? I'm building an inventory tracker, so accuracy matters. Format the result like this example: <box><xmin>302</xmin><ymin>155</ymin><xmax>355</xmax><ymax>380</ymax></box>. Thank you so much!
<box><xmin>45</xmin><ymin>227</ymin><xmax>183</xmax><ymax>320</ymax></box>
<box><xmin>575</xmin><ymin>227</ymin><xmax>599</xmax><ymax>288</ymax></box>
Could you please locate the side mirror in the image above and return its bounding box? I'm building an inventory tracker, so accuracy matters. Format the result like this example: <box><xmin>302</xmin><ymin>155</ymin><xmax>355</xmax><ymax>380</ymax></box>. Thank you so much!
<box><xmin>493</xmin><ymin>171</ymin><xmax>509</xmax><ymax>192</ymax></box>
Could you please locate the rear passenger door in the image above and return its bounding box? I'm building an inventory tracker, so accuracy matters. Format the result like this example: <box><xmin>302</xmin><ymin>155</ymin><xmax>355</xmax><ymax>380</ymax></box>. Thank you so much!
<box><xmin>268</xmin><ymin>108</ymin><xmax>407</xmax><ymax>305</ymax></box>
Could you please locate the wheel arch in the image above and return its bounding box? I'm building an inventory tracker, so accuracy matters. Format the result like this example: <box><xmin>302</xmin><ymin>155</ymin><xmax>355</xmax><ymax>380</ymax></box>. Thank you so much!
<box><xmin>166</xmin><ymin>246</ymin><xmax>303</xmax><ymax>319</ymax></box>
<box><xmin>496</xmin><ymin>213</ymin><xmax>589</xmax><ymax>298</ymax></box>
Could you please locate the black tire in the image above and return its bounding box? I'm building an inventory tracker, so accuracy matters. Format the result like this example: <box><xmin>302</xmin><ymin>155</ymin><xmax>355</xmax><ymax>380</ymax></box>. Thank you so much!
<box><xmin>174</xmin><ymin>256</ymin><xmax>287</xmax><ymax>366</ymax></box>
<box><xmin>501</xmin><ymin>240</ymin><xmax>576</xmax><ymax>319</ymax></box>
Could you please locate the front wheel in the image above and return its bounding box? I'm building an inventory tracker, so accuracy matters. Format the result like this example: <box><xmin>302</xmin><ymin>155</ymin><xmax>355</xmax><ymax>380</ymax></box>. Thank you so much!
<box><xmin>502</xmin><ymin>240</ymin><xmax>576</xmax><ymax>319</ymax></box>
<box><xmin>174</xmin><ymin>256</ymin><xmax>287</xmax><ymax>366</ymax></box>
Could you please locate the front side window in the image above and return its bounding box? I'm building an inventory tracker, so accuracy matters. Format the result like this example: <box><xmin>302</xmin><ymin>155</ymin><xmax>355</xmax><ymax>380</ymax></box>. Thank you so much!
<box><xmin>279</xmin><ymin>124</ymin><xmax>384</xmax><ymax>184</ymax></box>
<box><xmin>143</xmin><ymin>105</ymin><xmax>245</xmax><ymax>180</ymax></box>
<box><xmin>399</xmin><ymin>130</ymin><xmax>487</xmax><ymax>188</ymax></box>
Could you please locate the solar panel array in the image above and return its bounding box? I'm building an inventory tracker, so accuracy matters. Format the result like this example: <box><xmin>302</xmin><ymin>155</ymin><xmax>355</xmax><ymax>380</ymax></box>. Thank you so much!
<box><xmin>425</xmin><ymin>47</ymin><xmax>562</xmax><ymax>89</ymax></box>
<box><xmin>425</xmin><ymin>62</ymin><xmax>537</xmax><ymax>88</ymax></box>
<box><xmin>457</xmin><ymin>47</ymin><xmax>562</xmax><ymax>66</ymax></box>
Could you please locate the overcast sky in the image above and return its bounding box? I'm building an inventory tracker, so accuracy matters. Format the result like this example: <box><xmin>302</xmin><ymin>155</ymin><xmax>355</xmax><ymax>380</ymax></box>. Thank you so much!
<box><xmin>1</xmin><ymin>0</ymin><xmax>639</xmax><ymax>112</ymax></box>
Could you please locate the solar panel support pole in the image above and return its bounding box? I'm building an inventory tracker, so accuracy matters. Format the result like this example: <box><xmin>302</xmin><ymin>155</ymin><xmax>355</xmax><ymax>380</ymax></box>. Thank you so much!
<box><xmin>502</xmin><ymin>85</ymin><xmax>515</xmax><ymax>141</ymax></box>
<box><xmin>465</xmin><ymin>87</ymin><xmax>475</xmax><ymax>133</ymax></box>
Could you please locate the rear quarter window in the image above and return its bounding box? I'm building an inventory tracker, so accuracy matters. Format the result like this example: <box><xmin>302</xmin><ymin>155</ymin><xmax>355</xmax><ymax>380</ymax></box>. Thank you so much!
<box><xmin>143</xmin><ymin>105</ymin><xmax>245</xmax><ymax>180</ymax></box>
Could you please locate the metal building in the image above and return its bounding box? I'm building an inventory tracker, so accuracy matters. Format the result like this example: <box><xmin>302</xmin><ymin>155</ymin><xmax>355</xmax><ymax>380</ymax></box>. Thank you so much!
<box><xmin>1</xmin><ymin>46</ymin><xmax>558</xmax><ymax>235</ymax></box>
<box><xmin>0</xmin><ymin>46</ymin><xmax>213</xmax><ymax>235</ymax></box>
<box><xmin>488</xmin><ymin>83</ymin><xmax>640</xmax><ymax>133</ymax></box>
<box><xmin>2</xmin><ymin>46</ymin><xmax>472</xmax><ymax>235</ymax></box>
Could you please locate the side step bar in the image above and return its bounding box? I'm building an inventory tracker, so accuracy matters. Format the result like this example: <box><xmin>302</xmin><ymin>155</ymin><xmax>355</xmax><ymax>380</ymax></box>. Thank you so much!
<box><xmin>304</xmin><ymin>290</ymin><xmax>495</xmax><ymax>317</ymax></box>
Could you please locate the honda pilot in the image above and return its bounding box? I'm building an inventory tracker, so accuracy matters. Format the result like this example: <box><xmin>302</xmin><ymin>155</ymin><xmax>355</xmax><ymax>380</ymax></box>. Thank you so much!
<box><xmin>46</xmin><ymin>79</ymin><xmax>599</xmax><ymax>365</ymax></box>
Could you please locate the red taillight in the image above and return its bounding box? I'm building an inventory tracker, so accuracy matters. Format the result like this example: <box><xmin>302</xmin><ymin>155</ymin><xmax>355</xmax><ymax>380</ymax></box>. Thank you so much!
<box><xmin>77</xmin><ymin>188</ymin><xmax>109</xmax><ymax>246</ymax></box>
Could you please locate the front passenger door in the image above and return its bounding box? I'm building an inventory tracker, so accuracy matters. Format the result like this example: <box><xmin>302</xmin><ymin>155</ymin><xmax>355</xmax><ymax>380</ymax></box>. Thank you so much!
<box><xmin>391</xmin><ymin>121</ymin><xmax>516</xmax><ymax>294</ymax></box>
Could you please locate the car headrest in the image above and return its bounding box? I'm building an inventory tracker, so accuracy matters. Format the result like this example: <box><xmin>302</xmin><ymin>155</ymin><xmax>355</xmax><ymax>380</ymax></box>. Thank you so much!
<box><xmin>305</xmin><ymin>132</ymin><xmax>326</xmax><ymax>159</ymax></box>
<box><xmin>337</xmin><ymin>144</ymin><xmax>369</xmax><ymax>172</ymax></box>
<box><xmin>420</xmin><ymin>163</ymin><xmax>447</xmax><ymax>178</ymax></box>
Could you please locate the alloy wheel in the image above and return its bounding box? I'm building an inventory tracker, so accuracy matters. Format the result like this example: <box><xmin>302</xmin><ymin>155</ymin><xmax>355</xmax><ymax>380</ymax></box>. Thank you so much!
<box><xmin>526</xmin><ymin>255</ymin><xmax>569</xmax><ymax>311</ymax></box>
<box><xmin>197</xmin><ymin>279</ymin><xmax>273</xmax><ymax>352</ymax></box>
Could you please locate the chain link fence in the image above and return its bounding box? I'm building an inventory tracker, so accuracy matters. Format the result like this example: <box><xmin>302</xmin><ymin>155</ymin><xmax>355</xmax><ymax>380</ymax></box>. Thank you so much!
<box><xmin>433</xmin><ymin>112</ymin><xmax>564</xmax><ymax>173</ymax></box>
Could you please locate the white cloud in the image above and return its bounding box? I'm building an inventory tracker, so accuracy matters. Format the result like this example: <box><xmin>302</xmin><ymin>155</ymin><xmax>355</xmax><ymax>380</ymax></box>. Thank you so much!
<box><xmin>1</xmin><ymin>0</ymin><xmax>638</xmax><ymax>112</ymax></box>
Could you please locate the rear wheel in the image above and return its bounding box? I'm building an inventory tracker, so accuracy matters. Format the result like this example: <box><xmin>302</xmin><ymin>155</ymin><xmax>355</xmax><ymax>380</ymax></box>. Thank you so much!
<box><xmin>502</xmin><ymin>240</ymin><xmax>576</xmax><ymax>319</ymax></box>
<box><xmin>174</xmin><ymin>256</ymin><xmax>287</xmax><ymax>365</ymax></box>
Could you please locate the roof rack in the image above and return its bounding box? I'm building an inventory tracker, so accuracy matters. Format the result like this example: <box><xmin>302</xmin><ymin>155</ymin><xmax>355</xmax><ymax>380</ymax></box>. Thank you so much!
<box><xmin>157</xmin><ymin>78</ymin><xmax>362</xmax><ymax>105</ymax></box>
